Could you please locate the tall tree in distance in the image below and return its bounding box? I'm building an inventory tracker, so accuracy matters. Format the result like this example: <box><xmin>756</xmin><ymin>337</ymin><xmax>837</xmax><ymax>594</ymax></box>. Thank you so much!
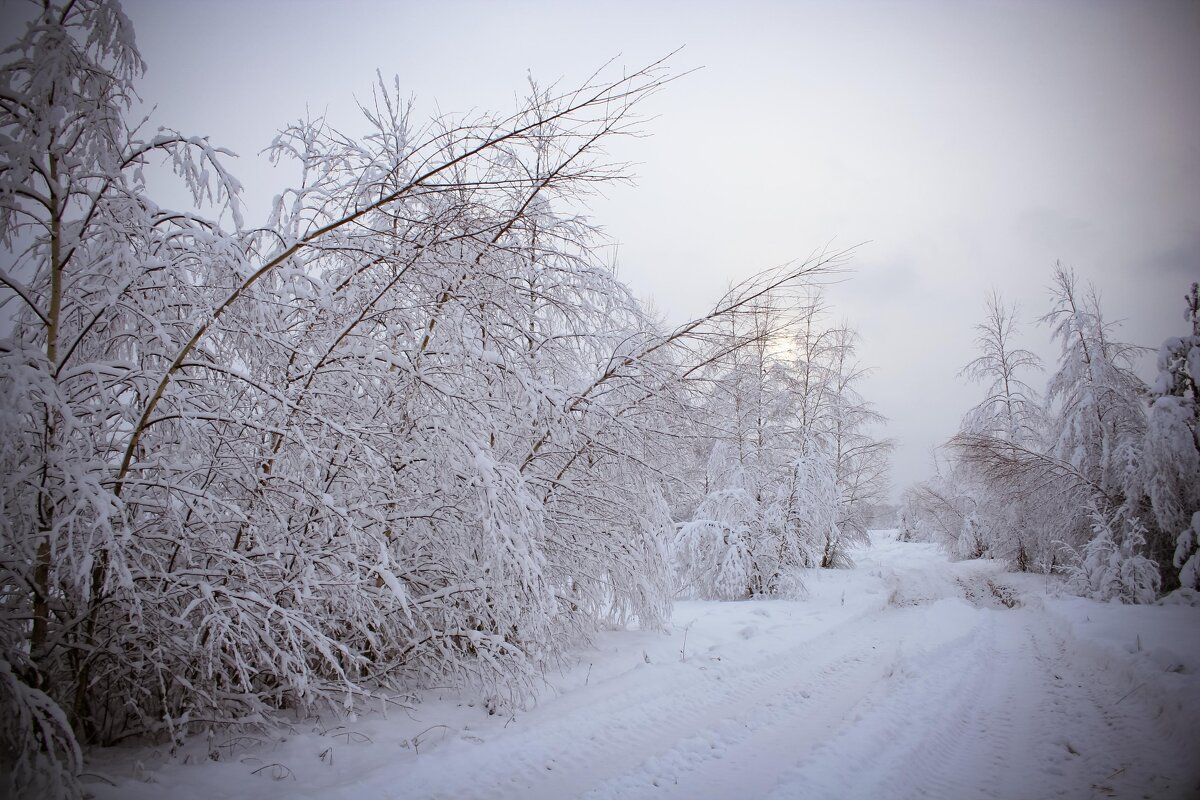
<box><xmin>817</xmin><ymin>325</ymin><xmax>893</xmax><ymax>565</ymax></box>
<box><xmin>959</xmin><ymin>291</ymin><xmax>1044</xmax><ymax>447</ymax></box>
<box><xmin>947</xmin><ymin>293</ymin><xmax>1047</xmax><ymax>567</ymax></box>
<box><xmin>1041</xmin><ymin>264</ymin><xmax>1149</xmax><ymax>519</ymax></box>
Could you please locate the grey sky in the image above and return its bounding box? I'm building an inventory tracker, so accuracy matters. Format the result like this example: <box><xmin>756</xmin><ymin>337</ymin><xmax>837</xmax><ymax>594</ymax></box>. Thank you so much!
<box><xmin>119</xmin><ymin>0</ymin><xmax>1200</xmax><ymax>499</ymax></box>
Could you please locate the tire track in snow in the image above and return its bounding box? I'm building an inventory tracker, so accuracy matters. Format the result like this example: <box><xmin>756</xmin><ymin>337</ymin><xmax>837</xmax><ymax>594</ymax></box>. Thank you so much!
<box><xmin>760</xmin><ymin>608</ymin><xmax>1195</xmax><ymax>800</ymax></box>
<box><xmin>545</xmin><ymin>602</ymin><xmax>981</xmax><ymax>800</ymax></box>
<box><xmin>394</xmin><ymin>608</ymin><xmax>896</xmax><ymax>799</ymax></box>
<box><xmin>391</xmin><ymin>536</ymin><xmax>1199</xmax><ymax>800</ymax></box>
<box><xmin>1024</xmin><ymin>614</ymin><xmax>1197</xmax><ymax>799</ymax></box>
<box><xmin>394</xmin><ymin>596</ymin><xmax>978</xmax><ymax>800</ymax></box>
<box><xmin>757</xmin><ymin>608</ymin><xmax>1005</xmax><ymax>800</ymax></box>
<box><xmin>580</xmin><ymin>640</ymin><xmax>892</xmax><ymax>799</ymax></box>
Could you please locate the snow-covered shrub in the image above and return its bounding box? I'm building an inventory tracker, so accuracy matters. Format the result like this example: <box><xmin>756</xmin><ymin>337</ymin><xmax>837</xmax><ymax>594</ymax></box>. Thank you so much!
<box><xmin>674</xmin><ymin>478</ymin><xmax>764</xmax><ymax>600</ymax></box>
<box><xmin>1064</xmin><ymin>509</ymin><xmax>1161</xmax><ymax>604</ymax></box>
<box><xmin>955</xmin><ymin>512</ymin><xmax>987</xmax><ymax>559</ymax></box>
<box><xmin>674</xmin><ymin>445</ymin><xmax>787</xmax><ymax>599</ymax></box>
<box><xmin>899</xmin><ymin>465</ymin><xmax>982</xmax><ymax>556</ymax></box>
<box><xmin>788</xmin><ymin>439</ymin><xmax>848</xmax><ymax>568</ymax></box>
<box><xmin>896</xmin><ymin>492</ymin><xmax>931</xmax><ymax>542</ymax></box>
<box><xmin>1174</xmin><ymin>511</ymin><xmax>1200</xmax><ymax>590</ymax></box>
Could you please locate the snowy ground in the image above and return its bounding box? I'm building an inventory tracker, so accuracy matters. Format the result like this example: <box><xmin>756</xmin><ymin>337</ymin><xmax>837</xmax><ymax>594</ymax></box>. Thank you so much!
<box><xmin>85</xmin><ymin>531</ymin><xmax>1200</xmax><ymax>800</ymax></box>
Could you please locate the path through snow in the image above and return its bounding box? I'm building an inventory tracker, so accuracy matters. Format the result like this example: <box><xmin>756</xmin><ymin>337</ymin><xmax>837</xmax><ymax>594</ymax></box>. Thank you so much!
<box><xmin>88</xmin><ymin>532</ymin><xmax>1200</xmax><ymax>800</ymax></box>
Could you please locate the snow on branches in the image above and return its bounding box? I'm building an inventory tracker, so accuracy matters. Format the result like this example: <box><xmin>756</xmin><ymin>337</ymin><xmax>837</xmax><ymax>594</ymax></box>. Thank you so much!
<box><xmin>1063</xmin><ymin>507</ymin><xmax>1161</xmax><ymax>605</ymax></box>
<box><xmin>0</xmin><ymin>3</ymin><xmax>869</xmax><ymax>795</ymax></box>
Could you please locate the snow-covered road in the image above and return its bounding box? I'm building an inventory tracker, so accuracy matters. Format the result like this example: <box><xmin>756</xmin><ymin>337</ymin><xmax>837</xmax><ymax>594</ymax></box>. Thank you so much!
<box><xmin>89</xmin><ymin>533</ymin><xmax>1200</xmax><ymax>800</ymax></box>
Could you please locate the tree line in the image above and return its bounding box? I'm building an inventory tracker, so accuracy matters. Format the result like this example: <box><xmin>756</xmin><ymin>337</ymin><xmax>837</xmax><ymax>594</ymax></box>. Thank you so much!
<box><xmin>900</xmin><ymin>267</ymin><xmax>1199</xmax><ymax>604</ymax></box>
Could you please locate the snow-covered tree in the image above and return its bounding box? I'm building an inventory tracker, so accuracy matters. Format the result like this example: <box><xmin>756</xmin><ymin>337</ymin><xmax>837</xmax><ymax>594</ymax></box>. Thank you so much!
<box><xmin>1064</xmin><ymin>507</ymin><xmax>1161</xmax><ymax>604</ymax></box>
<box><xmin>0</xmin><ymin>3</ymin><xmax>243</xmax><ymax>793</ymax></box>
<box><xmin>672</xmin><ymin>286</ymin><xmax>889</xmax><ymax>596</ymax></box>
<box><xmin>674</xmin><ymin>292</ymin><xmax>826</xmax><ymax>597</ymax></box>
<box><xmin>959</xmin><ymin>291</ymin><xmax>1044</xmax><ymax>446</ymax></box>
<box><xmin>947</xmin><ymin>270</ymin><xmax>1156</xmax><ymax>575</ymax></box>
<box><xmin>674</xmin><ymin>445</ymin><xmax>771</xmax><ymax>600</ymax></box>
<box><xmin>767</xmin><ymin>305</ymin><xmax>893</xmax><ymax>567</ymax></box>
<box><xmin>1041</xmin><ymin>265</ymin><xmax>1148</xmax><ymax>521</ymax></box>
<box><xmin>1145</xmin><ymin>283</ymin><xmax>1200</xmax><ymax>588</ymax></box>
<box><xmin>784</xmin><ymin>434</ymin><xmax>844</xmax><ymax>569</ymax></box>
<box><xmin>816</xmin><ymin>326</ymin><xmax>893</xmax><ymax>562</ymax></box>
<box><xmin>1</xmin><ymin>6</ymin><xmax>866</xmax><ymax>792</ymax></box>
<box><xmin>931</xmin><ymin>268</ymin><xmax>1200</xmax><ymax>596</ymax></box>
<box><xmin>899</xmin><ymin>451</ymin><xmax>983</xmax><ymax>554</ymax></box>
<box><xmin>896</xmin><ymin>491</ymin><xmax>929</xmax><ymax>542</ymax></box>
<box><xmin>0</xmin><ymin>2</ymin><xmax>700</xmax><ymax>792</ymax></box>
<box><xmin>947</xmin><ymin>293</ymin><xmax>1050</xmax><ymax>568</ymax></box>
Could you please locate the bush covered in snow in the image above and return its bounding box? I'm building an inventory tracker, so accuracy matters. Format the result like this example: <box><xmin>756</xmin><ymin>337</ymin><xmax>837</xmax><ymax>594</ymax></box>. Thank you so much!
<box><xmin>1063</xmin><ymin>509</ymin><xmax>1161</xmax><ymax>604</ymax></box>
<box><xmin>1174</xmin><ymin>511</ymin><xmax>1200</xmax><ymax>591</ymax></box>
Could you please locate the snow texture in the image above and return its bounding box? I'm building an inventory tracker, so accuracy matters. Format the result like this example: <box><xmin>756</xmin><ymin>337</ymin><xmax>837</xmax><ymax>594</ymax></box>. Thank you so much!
<box><xmin>83</xmin><ymin>532</ymin><xmax>1200</xmax><ymax>800</ymax></box>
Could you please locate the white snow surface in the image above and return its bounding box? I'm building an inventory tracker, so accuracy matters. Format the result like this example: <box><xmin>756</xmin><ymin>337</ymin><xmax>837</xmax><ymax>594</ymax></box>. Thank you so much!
<box><xmin>85</xmin><ymin>531</ymin><xmax>1200</xmax><ymax>800</ymax></box>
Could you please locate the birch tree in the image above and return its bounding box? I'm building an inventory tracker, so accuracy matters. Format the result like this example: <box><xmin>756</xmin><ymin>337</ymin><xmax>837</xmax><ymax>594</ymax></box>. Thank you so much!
<box><xmin>948</xmin><ymin>293</ymin><xmax>1048</xmax><ymax>567</ymax></box>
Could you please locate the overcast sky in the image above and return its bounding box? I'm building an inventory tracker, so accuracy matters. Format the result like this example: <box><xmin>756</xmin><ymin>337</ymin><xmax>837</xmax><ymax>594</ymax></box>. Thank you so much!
<box><xmin>113</xmin><ymin>0</ymin><xmax>1199</xmax><ymax>499</ymax></box>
